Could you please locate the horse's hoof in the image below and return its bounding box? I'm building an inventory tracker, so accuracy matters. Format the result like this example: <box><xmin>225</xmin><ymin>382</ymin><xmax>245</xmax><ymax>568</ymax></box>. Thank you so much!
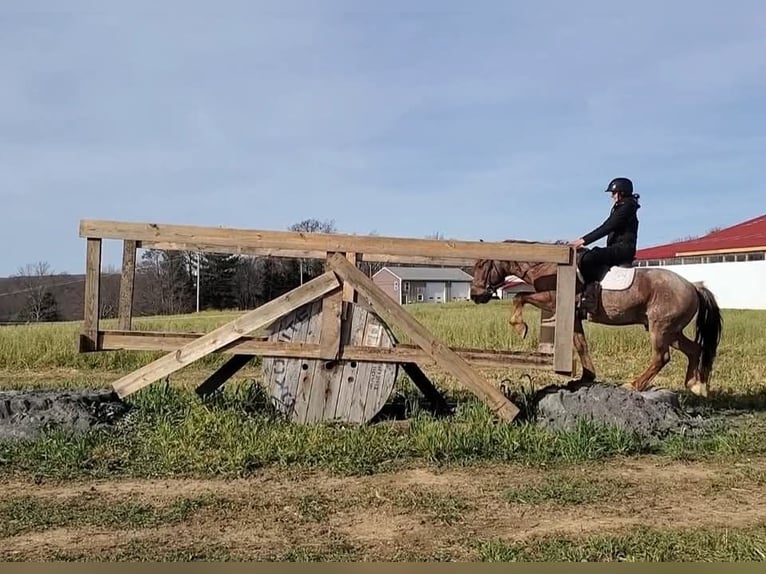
<box><xmin>690</xmin><ymin>382</ymin><xmax>708</xmax><ymax>397</ymax></box>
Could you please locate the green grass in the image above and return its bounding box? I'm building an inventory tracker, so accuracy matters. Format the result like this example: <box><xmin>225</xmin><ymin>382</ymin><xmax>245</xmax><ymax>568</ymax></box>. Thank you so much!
<box><xmin>0</xmin><ymin>494</ymin><xmax>219</xmax><ymax>539</ymax></box>
<box><xmin>0</xmin><ymin>301</ymin><xmax>764</xmax><ymax>478</ymax></box>
<box><xmin>504</xmin><ymin>474</ymin><xmax>631</xmax><ymax>506</ymax></box>
<box><xmin>1</xmin><ymin>383</ymin><xmax>765</xmax><ymax>481</ymax></box>
<box><xmin>477</xmin><ymin>526</ymin><xmax>766</xmax><ymax>561</ymax></box>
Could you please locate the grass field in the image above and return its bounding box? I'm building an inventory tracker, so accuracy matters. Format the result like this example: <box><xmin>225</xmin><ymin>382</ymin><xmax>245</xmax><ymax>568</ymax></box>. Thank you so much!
<box><xmin>1</xmin><ymin>300</ymin><xmax>765</xmax><ymax>561</ymax></box>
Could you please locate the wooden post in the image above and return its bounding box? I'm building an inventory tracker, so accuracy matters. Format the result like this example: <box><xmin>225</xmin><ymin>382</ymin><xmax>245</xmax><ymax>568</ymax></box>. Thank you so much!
<box><xmin>537</xmin><ymin>308</ymin><xmax>555</xmax><ymax>355</ymax></box>
<box><xmin>553</xmin><ymin>261</ymin><xmax>576</xmax><ymax>375</ymax></box>
<box><xmin>80</xmin><ymin>238</ymin><xmax>102</xmax><ymax>352</ymax></box>
<box><xmin>118</xmin><ymin>239</ymin><xmax>137</xmax><ymax>331</ymax></box>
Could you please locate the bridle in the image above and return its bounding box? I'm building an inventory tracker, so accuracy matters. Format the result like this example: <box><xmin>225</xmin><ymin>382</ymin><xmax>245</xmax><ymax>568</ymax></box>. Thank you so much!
<box><xmin>478</xmin><ymin>259</ymin><xmax>506</xmax><ymax>292</ymax></box>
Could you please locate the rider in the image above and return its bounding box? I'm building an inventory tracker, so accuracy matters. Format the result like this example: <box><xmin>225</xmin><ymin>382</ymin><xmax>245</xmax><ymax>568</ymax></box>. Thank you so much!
<box><xmin>569</xmin><ymin>177</ymin><xmax>640</xmax><ymax>318</ymax></box>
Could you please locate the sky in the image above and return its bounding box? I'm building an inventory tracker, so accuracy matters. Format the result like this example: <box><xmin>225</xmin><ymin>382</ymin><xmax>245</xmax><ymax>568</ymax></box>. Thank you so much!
<box><xmin>1</xmin><ymin>0</ymin><xmax>765</xmax><ymax>276</ymax></box>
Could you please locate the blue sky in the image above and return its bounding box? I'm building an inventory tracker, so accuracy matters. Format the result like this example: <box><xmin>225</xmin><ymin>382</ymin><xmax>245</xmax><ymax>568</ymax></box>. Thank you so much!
<box><xmin>2</xmin><ymin>1</ymin><xmax>765</xmax><ymax>276</ymax></box>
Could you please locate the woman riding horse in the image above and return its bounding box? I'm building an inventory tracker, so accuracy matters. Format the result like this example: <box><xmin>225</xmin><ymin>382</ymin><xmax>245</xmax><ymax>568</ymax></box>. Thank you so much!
<box><xmin>569</xmin><ymin>177</ymin><xmax>641</xmax><ymax>318</ymax></box>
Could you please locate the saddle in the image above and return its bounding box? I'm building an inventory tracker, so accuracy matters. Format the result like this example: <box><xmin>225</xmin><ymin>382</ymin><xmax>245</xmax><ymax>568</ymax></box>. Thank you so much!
<box><xmin>574</xmin><ymin>249</ymin><xmax>636</xmax><ymax>290</ymax></box>
<box><xmin>574</xmin><ymin>249</ymin><xmax>637</xmax><ymax>319</ymax></box>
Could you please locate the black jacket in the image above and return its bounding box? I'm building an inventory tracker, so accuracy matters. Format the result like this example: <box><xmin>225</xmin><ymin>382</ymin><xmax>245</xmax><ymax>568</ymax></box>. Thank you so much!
<box><xmin>582</xmin><ymin>195</ymin><xmax>640</xmax><ymax>253</ymax></box>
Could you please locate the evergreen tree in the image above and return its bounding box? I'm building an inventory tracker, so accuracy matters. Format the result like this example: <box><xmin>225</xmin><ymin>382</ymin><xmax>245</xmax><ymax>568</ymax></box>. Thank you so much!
<box><xmin>199</xmin><ymin>253</ymin><xmax>241</xmax><ymax>310</ymax></box>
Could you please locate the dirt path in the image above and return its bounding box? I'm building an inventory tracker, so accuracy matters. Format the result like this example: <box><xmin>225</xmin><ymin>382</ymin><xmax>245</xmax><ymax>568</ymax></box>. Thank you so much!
<box><xmin>2</xmin><ymin>456</ymin><xmax>765</xmax><ymax>560</ymax></box>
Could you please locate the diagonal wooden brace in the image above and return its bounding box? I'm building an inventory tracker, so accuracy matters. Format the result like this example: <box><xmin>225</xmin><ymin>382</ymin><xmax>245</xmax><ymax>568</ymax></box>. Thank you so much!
<box><xmin>325</xmin><ymin>252</ymin><xmax>520</xmax><ymax>422</ymax></box>
<box><xmin>111</xmin><ymin>271</ymin><xmax>341</xmax><ymax>398</ymax></box>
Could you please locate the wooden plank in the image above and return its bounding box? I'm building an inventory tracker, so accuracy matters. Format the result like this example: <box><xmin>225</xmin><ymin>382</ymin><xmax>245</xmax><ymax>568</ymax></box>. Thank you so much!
<box><xmin>553</xmin><ymin>262</ymin><xmax>577</xmax><ymax>374</ymax></box>
<box><xmin>139</xmin><ymin>240</ymin><xmax>328</xmax><ymax>260</ymax></box>
<box><xmin>319</xmin><ymin>253</ymin><xmax>343</xmax><ymax>360</ymax></box>
<box><xmin>401</xmin><ymin>363</ymin><xmax>451</xmax><ymax>415</ymax></box>
<box><xmin>79</xmin><ymin>219</ymin><xmax>572</xmax><ymax>264</ymax></box>
<box><xmin>98</xmin><ymin>330</ymin><xmax>554</xmax><ymax>370</ymax></box>
<box><xmin>195</xmin><ymin>354</ymin><xmax>254</xmax><ymax>397</ymax></box>
<box><xmin>285</xmin><ymin>301</ymin><xmax>321</xmax><ymax>421</ymax></box>
<box><xmin>342</xmin><ymin>252</ymin><xmax>357</xmax><ymax>302</ymax></box>
<box><xmin>141</xmin><ymin>240</ymin><xmax>482</xmax><ymax>267</ymax></box>
<box><xmin>118</xmin><ymin>239</ymin><xmax>137</xmax><ymax>331</ymax></box>
<box><xmin>80</xmin><ymin>238</ymin><xmax>102</xmax><ymax>352</ymax></box>
<box><xmin>538</xmin><ymin>308</ymin><xmax>555</xmax><ymax>355</ymax></box>
<box><xmin>109</xmin><ymin>271</ymin><xmax>341</xmax><ymax>398</ymax></box>
<box><xmin>325</xmin><ymin>252</ymin><xmax>521</xmax><ymax>422</ymax></box>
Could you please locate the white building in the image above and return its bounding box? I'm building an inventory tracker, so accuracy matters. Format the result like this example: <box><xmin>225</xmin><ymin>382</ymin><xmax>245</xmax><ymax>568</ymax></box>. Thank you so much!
<box><xmin>372</xmin><ymin>266</ymin><xmax>473</xmax><ymax>304</ymax></box>
<box><xmin>635</xmin><ymin>214</ymin><xmax>766</xmax><ymax>310</ymax></box>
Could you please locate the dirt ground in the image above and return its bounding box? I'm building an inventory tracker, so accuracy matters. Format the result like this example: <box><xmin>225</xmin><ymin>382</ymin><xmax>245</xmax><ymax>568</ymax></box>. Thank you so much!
<box><xmin>2</xmin><ymin>455</ymin><xmax>765</xmax><ymax>561</ymax></box>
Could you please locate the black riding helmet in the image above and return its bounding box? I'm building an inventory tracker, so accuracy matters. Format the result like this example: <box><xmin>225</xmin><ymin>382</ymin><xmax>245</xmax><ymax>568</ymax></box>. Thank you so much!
<box><xmin>605</xmin><ymin>177</ymin><xmax>633</xmax><ymax>195</ymax></box>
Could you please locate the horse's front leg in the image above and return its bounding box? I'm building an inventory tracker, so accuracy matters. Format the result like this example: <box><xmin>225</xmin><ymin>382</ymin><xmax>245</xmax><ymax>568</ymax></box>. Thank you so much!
<box><xmin>509</xmin><ymin>291</ymin><xmax>555</xmax><ymax>339</ymax></box>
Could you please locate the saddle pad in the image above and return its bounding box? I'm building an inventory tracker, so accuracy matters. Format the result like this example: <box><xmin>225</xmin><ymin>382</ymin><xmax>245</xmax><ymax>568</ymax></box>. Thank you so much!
<box><xmin>601</xmin><ymin>266</ymin><xmax>636</xmax><ymax>290</ymax></box>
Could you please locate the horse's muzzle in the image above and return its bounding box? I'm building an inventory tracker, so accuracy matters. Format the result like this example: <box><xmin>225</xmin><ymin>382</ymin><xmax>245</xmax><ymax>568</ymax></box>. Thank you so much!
<box><xmin>470</xmin><ymin>289</ymin><xmax>493</xmax><ymax>304</ymax></box>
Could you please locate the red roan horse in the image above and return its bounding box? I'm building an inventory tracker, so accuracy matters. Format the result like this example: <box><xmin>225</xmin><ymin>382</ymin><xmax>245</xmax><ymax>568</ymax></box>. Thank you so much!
<box><xmin>470</xmin><ymin>242</ymin><xmax>723</xmax><ymax>397</ymax></box>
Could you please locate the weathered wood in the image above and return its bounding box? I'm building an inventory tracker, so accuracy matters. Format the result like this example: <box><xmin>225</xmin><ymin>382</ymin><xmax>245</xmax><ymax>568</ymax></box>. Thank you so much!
<box><xmin>538</xmin><ymin>308</ymin><xmax>555</xmax><ymax>355</ymax></box>
<box><xmin>319</xmin><ymin>254</ymin><xmax>343</xmax><ymax>360</ymax></box>
<box><xmin>80</xmin><ymin>238</ymin><xmax>102</xmax><ymax>352</ymax></box>
<box><xmin>553</xmin><ymin>263</ymin><xmax>577</xmax><ymax>374</ymax></box>
<box><xmin>118</xmin><ymin>239</ymin><xmax>137</xmax><ymax>331</ymax></box>
<box><xmin>110</xmin><ymin>271</ymin><xmax>341</xmax><ymax>398</ymax></box>
<box><xmin>326</xmin><ymin>252</ymin><xmax>521</xmax><ymax>422</ymax></box>
<box><xmin>342</xmin><ymin>252</ymin><xmax>357</xmax><ymax>302</ymax></box>
<box><xmin>260</xmin><ymin>301</ymin><xmax>399</xmax><ymax>423</ymax></box>
<box><xmin>79</xmin><ymin>219</ymin><xmax>572</xmax><ymax>264</ymax></box>
<box><xmin>195</xmin><ymin>354</ymin><xmax>254</xmax><ymax>397</ymax></box>
<box><xmin>140</xmin><ymin>240</ymin><xmax>481</xmax><ymax>267</ymax></box>
<box><xmin>98</xmin><ymin>330</ymin><xmax>555</xmax><ymax>370</ymax></box>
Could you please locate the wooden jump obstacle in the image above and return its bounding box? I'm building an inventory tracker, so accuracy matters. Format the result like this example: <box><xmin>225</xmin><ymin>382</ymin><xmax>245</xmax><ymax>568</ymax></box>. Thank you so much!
<box><xmin>78</xmin><ymin>219</ymin><xmax>577</xmax><ymax>424</ymax></box>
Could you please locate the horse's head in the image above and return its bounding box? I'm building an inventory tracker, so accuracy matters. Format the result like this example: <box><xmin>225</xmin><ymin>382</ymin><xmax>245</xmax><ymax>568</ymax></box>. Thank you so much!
<box><xmin>469</xmin><ymin>258</ymin><xmax>508</xmax><ymax>304</ymax></box>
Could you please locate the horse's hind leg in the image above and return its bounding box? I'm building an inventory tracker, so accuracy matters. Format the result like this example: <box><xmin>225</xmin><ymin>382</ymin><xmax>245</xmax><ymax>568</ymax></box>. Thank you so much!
<box><xmin>626</xmin><ymin>321</ymin><xmax>673</xmax><ymax>392</ymax></box>
<box><xmin>671</xmin><ymin>333</ymin><xmax>706</xmax><ymax>397</ymax></box>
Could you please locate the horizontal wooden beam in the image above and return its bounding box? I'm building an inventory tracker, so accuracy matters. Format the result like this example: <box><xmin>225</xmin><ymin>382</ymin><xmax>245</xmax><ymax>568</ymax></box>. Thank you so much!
<box><xmin>97</xmin><ymin>330</ymin><xmax>554</xmax><ymax>371</ymax></box>
<box><xmin>139</xmin><ymin>240</ymin><xmax>481</xmax><ymax>267</ymax></box>
<box><xmin>79</xmin><ymin>219</ymin><xmax>572</xmax><ymax>264</ymax></box>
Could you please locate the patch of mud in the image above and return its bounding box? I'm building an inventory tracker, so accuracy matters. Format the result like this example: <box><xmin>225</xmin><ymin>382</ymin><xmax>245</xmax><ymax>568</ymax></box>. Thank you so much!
<box><xmin>528</xmin><ymin>380</ymin><xmax>706</xmax><ymax>439</ymax></box>
<box><xmin>0</xmin><ymin>389</ymin><xmax>129</xmax><ymax>441</ymax></box>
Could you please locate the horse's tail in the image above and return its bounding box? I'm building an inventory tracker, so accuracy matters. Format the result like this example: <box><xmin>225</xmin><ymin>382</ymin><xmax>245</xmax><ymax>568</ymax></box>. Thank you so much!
<box><xmin>694</xmin><ymin>282</ymin><xmax>723</xmax><ymax>382</ymax></box>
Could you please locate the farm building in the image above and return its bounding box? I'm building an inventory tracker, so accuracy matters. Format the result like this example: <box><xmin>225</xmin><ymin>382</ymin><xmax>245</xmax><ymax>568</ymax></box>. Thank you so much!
<box><xmin>372</xmin><ymin>266</ymin><xmax>473</xmax><ymax>304</ymax></box>
<box><xmin>634</xmin><ymin>213</ymin><xmax>766</xmax><ymax>310</ymax></box>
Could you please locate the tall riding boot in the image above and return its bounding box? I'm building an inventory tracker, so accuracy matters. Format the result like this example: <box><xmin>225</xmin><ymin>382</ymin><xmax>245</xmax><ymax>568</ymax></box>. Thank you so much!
<box><xmin>582</xmin><ymin>281</ymin><xmax>599</xmax><ymax>315</ymax></box>
<box><xmin>581</xmin><ymin>281</ymin><xmax>600</xmax><ymax>318</ymax></box>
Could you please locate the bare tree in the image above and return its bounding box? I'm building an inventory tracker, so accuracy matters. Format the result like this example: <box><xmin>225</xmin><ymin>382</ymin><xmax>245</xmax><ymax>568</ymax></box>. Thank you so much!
<box><xmin>13</xmin><ymin>261</ymin><xmax>59</xmax><ymax>322</ymax></box>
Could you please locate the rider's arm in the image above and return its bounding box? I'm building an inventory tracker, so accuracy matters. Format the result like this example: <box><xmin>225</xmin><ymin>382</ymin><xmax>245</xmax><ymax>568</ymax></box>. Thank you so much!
<box><xmin>582</xmin><ymin>202</ymin><xmax>634</xmax><ymax>245</ymax></box>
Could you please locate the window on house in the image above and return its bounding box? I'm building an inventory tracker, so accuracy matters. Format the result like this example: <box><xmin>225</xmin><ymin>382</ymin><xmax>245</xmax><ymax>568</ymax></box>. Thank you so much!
<box><xmin>748</xmin><ymin>252</ymin><xmax>765</xmax><ymax>261</ymax></box>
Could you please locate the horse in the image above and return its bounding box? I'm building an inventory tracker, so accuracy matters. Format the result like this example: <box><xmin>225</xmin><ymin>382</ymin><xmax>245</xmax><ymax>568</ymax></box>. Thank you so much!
<box><xmin>469</xmin><ymin>241</ymin><xmax>723</xmax><ymax>397</ymax></box>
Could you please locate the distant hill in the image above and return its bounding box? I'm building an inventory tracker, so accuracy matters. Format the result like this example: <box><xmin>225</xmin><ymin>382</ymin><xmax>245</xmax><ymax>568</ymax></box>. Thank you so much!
<box><xmin>0</xmin><ymin>272</ymin><xmax>155</xmax><ymax>323</ymax></box>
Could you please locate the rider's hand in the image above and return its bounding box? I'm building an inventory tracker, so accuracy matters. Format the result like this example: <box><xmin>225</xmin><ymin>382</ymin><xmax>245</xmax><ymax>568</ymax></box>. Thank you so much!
<box><xmin>569</xmin><ymin>238</ymin><xmax>585</xmax><ymax>248</ymax></box>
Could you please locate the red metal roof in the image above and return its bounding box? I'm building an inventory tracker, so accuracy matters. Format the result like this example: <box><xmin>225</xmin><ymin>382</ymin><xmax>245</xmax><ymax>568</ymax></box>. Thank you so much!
<box><xmin>635</xmin><ymin>214</ymin><xmax>766</xmax><ymax>260</ymax></box>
